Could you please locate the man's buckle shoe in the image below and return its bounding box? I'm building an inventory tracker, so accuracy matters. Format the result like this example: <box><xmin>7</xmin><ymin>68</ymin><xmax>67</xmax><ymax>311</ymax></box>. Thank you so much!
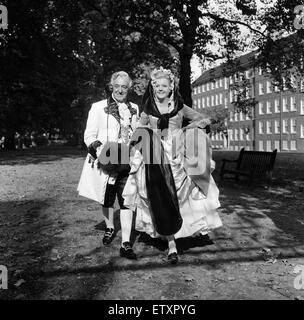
<box><xmin>103</xmin><ymin>228</ymin><xmax>115</xmax><ymax>245</ymax></box>
<box><xmin>120</xmin><ymin>241</ymin><xmax>137</xmax><ymax>260</ymax></box>
<box><xmin>168</xmin><ymin>252</ymin><xmax>178</xmax><ymax>265</ymax></box>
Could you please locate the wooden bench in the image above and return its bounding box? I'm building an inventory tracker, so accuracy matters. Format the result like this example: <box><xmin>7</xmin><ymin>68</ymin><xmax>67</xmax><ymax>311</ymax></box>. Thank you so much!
<box><xmin>220</xmin><ymin>148</ymin><xmax>277</xmax><ymax>183</ymax></box>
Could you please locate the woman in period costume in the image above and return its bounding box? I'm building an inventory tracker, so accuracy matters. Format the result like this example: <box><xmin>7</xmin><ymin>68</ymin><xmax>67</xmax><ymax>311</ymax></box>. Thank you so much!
<box><xmin>123</xmin><ymin>67</ymin><xmax>222</xmax><ymax>264</ymax></box>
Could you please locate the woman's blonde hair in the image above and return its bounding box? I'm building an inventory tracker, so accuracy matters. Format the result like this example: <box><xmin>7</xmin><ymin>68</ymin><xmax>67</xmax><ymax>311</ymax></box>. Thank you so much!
<box><xmin>150</xmin><ymin>67</ymin><xmax>175</xmax><ymax>90</ymax></box>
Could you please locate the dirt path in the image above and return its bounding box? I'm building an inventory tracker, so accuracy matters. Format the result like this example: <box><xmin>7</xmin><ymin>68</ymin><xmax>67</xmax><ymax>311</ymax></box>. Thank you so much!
<box><xmin>1</xmin><ymin>148</ymin><xmax>304</xmax><ymax>300</ymax></box>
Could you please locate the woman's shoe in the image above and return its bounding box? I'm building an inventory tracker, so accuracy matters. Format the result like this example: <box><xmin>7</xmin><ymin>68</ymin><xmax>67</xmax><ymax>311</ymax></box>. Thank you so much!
<box><xmin>102</xmin><ymin>228</ymin><xmax>115</xmax><ymax>245</ymax></box>
<box><xmin>120</xmin><ymin>241</ymin><xmax>137</xmax><ymax>260</ymax></box>
<box><xmin>168</xmin><ymin>252</ymin><xmax>178</xmax><ymax>265</ymax></box>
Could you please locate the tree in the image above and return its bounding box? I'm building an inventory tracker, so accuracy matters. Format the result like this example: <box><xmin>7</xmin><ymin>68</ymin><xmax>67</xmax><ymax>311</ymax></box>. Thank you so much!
<box><xmin>83</xmin><ymin>0</ymin><xmax>268</xmax><ymax>106</ymax></box>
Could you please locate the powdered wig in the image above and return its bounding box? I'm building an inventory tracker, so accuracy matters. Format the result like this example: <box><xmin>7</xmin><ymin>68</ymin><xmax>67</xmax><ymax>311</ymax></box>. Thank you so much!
<box><xmin>110</xmin><ymin>71</ymin><xmax>132</xmax><ymax>88</ymax></box>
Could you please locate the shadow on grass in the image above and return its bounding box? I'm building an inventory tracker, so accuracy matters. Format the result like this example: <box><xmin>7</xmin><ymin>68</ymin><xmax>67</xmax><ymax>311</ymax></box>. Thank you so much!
<box><xmin>0</xmin><ymin>147</ymin><xmax>86</xmax><ymax>166</ymax></box>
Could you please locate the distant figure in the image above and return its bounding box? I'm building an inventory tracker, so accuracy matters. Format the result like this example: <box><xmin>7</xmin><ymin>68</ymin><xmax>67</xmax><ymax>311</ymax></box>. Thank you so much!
<box><xmin>30</xmin><ymin>131</ymin><xmax>37</xmax><ymax>148</ymax></box>
<box><xmin>14</xmin><ymin>132</ymin><xmax>21</xmax><ymax>149</ymax></box>
<box><xmin>0</xmin><ymin>135</ymin><xmax>5</xmax><ymax>150</ymax></box>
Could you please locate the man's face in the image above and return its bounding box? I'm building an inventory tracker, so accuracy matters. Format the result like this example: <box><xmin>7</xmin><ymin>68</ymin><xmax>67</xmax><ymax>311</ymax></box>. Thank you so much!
<box><xmin>112</xmin><ymin>76</ymin><xmax>129</xmax><ymax>102</ymax></box>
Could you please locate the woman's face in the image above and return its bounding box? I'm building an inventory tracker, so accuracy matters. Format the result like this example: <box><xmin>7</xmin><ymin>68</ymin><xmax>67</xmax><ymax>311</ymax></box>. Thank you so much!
<box><xmin>153</xmin><ymin>78</ymin><xmax>172</xmax><ymax>101</ymax></box>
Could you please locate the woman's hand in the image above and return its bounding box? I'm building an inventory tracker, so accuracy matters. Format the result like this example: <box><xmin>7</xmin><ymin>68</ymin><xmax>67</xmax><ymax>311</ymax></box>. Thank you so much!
<box><xmin>197</xmin><ymin>118</ymin><xmax>211</xmax><ymax>129</ymax></box>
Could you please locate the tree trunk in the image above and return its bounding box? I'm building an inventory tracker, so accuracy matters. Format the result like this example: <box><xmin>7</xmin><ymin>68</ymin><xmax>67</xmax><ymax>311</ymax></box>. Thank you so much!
<box><xmin>179</xmin><ymin>51</ymin><xmax>193</xmax><ymax>108</ymax></box>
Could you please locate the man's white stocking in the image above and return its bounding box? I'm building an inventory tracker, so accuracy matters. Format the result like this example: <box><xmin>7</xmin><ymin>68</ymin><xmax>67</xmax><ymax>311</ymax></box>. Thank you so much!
<box><xmin>101</xmin><ymin>206</ymin><xmax>114</xmax><ymax>229</ymax></box>
<box><xmin>120</xmin><ymin>209</ymin><xmax>133</xmax><ymax>245</ymax></box>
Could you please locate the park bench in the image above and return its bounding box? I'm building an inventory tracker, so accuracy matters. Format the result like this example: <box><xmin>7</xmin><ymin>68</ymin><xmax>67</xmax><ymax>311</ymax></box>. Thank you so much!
<box><xmin>220</xmin><ymin>148</ymin><xmax>277</xmax><ymax>183</ymax></box>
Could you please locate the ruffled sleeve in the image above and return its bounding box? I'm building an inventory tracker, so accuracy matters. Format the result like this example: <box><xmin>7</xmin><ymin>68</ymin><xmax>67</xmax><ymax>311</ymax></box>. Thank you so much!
<box><xmin>182</xmin><ymin>105</ymin><xmax>211</xmax><ymax>129</ymax></box>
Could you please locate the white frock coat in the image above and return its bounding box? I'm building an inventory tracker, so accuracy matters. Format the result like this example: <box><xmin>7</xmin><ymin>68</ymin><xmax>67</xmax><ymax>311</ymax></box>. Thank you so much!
<box><xmin>77</xmin><ymin>98</ymin><xmax>139</xmax><ymax>204</ymax></box>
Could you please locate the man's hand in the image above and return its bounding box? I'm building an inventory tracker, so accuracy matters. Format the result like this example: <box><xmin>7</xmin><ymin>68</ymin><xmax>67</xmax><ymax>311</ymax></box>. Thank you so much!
<box><xmin>88</xmin><ymin>140</ymin><xmax>102</xmax><ymax>160</ymax></box>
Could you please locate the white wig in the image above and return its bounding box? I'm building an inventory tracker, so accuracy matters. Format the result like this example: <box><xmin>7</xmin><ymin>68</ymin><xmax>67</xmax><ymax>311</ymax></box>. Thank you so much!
<box><xmin>110</xmin><ymin>71</ymin><xmax>132</xmax><ymax>88</ymax></box>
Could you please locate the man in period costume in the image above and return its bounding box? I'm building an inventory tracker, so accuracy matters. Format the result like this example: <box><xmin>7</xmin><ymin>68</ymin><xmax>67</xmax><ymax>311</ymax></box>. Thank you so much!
<box><xmin>78</xmin><ymin>71</ymin><xmax>139</xmax><ymax>259</ymax></box>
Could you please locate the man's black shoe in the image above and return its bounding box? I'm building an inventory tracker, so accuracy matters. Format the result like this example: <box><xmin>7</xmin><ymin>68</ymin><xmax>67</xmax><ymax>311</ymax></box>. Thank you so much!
<box><xmin>120</xmin><ymin>241</ymin><xmax>137</xmax><ymax>260</ymax></box>
<box><xmin>168</xmin><ymin>252</ymin><xmax>178</xmax><ymax>265</ymax></box>
<box><xmin>102</xmin><ymin>228</ymin><xmax>115</xmax><ymax>245</ymax></box>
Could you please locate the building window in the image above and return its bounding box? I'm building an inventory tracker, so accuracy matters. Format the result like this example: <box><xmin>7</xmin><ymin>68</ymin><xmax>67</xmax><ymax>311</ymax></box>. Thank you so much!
<box><xmin>229</xmin><ymin>76</ymin><xmax>233</xmax><ymax>84</ymax></box>
<box><xmin>202</xmin><ymin>98</ymin><xmax>205</xmax><ymax>109</ymax></box>
<box><xmin>240</xmin><ymin>112</ymin><xmax>244</xmax><ymax>121</ymax></box>
<box><xmin>283</xmin><ymin>119</ymin><xmax>288</xmax><ymax>133</ymax></box>
<box><xmin>259</xmin><ymin>83</ymin><xmax>264</xmax><ymax>95</ymax></box>
<box><xmin>225</xmin><ymin>78</ymin><xmax>229</xmax><ymax>89</ymax></box>
<box><xmin>283</xmin><ymin>97</ymin><xmax>288</xmax><ymax>112</ymax></box>
<box><xmin>274</xmin><ymin>84</ymin><xmax>280</xmax><ymax>92</ymax></box>
<box><xmin>301</xmin><ymin>124</ymin><xmax>304</xmax><ymax>138</ymax></box>
<box><xmin>219</xmin><ymin>93</ymin><xmax>223</xmax><ymax>105</ymax></box>
<box><xmin>229</xmin><ymin>90</ymin><xmax>233</xmax><ymax>102</ymax></box>
<box><xmin>229</xmin><ymin>129</ymin><xmax>233</xmax><ymax>141</ymax></box>
<box><xmin>258</xmin><ymin>67</ymin><xmax>263</xmax><ymax>76</ymax></box>
<box><xmin>290</xmin><ymin>96</ymin><xmax>297</xmax><ymax>111</ymax></box>
<box><xmin>224</xmin><ymin>97</ymin><xmax>228</xmax><ymax>109</ymax></box>
<box><xmin>301</xmin><ymin>99</ymin><xmax>304</xmax><ymax>114</ymax></box>
<box><xmin>207</xmin><ymin>83</ymin><xmax>210</xmax><ymax>91</ymax></box>
<box><xmin>230</xmin><ymin>111</ymin><xmax>234</xmax><ymax>122</ymax></box>
<box><xmin>206</xmin><ymin>96</ymin><xmax>210</xmax><ymax>107</ymax></box>
<box><xmin>282</xmin><ymin>140</ymin><xmax>288</xmax><ymax>150</ymax></box>
<box><xmin>211</xmin><ymin>95</ymin><xmax>215</xmax><ymax>106</ymax></box>
<box><xmin>290</xmin><ymin>118</ymin><xmax>297</xmax><ymax>134</ymax></box>
<box><xmin>259</xmin><ymin>102</ymin><xmax>264</xmax><ymax>115</ymax></box>
<box><xmin>202</xmin><ymin>84</ymin><xmax>205</xmax><ymax>92</ymax></box>
<box><xmin>193</xmin><ymin>99</ymin><xmax>197</xmax><ymax>108</ymax></box>
<box><xmin>274</xmin><ymin>120</ymin><xmax>280</xmax><ymax>134</ymax></box>
<box><xmin>266</xmin><ymin>81</ymin><xmax>272</xmax><ymax>93</ymax></box>
<box><xmin>240</xmin><ymin>128</ymin><xmax>244</xmax><ymax>141</ymax></box>
<box><xmin>198</xmin><ymin>86</ymin><xmax>201</xmax><ymax>94</ymax></box>
<box><xmin>215</xmin><ymin>94</ymin><xmax>219</xmax><ymax>105</ymax></box>
<box><xmin>220</xmin><ymin>78</ymin><xmax>223</xmax><ymax>87</ymax></box>
<box><xmin>211</xmin><ymin>82</ymin><xmax>215</xmax><ymax>90</ymax></box>
<box><xmin>266</xmin><ymin>140</ymin><xmax>271</xmax><ymax>151</ymax></box>
<box><xmin>215</xmin><ymin>80</ymin><xmax>219</xmax><ymax>89</ymax></box>
<box><xmin>274</xmin><ymin>140</ymin><xmax>280</xmax><ymax>151</ymax></box>
<box><xmin>259</xmin><ymin>140</ymin><xmax>264</xmax><ymax>151</ymax></box>
<box><xmin>234</xmin><ymin>145</ymin><xmax>239</xmax><ymax>151</ymax></box>
<box><xmin>233</xmin><ymin>89</ymin><xmax>237</xmax><ymax>101</ymax></box>
<box><xmin>234</xmin><ymin>129</ymin><xmax>239</xmax><ymax>141</ymax></box>
<box><xmin>290</xmin><ymin>140</ymin><xmax>297</xmax><ymax>150</ymax></box>
<box><xmin>266</xmin><ymin>121</ymin><xmax>272</xmax><ymax>134</ymax></box>
<box><xmin>234</xmin><ymin>112</ymin><xmax>238</xmax><ymax>121</ymax></box>
<box><xmin>259</xmin><ymin>121</ymin><xmax>264</xmax><ymax>134</ymax></box>
<box><xmin>266</xmin><ymin>101</ymin><xmax>272</xmax><ymax>114</ymax></box>
<box><xmin>198</xmin><ymin>99</ymin><xmax>201</xmax><ymax>109</ymax></box>
<box><xmin>274</xmin><ymin>99</ymin><xmax>280</xmax><ymax>113</ymax></box>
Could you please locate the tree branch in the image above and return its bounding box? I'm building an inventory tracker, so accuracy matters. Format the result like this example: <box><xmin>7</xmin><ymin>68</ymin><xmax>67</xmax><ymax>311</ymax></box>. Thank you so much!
<box><xmin>124</xmin><ymin>20</ymin><xmax>182</xmax><ymax>53</ymax></box>
<box><xmin>204</xmin><ymin>12</ymin><xmax>269</xmax><ymax>40</ymax></box>
<box><xmin>84</xmin><ymin>0</ymin><xmax>107</xmax><ymax>20</ymax></box>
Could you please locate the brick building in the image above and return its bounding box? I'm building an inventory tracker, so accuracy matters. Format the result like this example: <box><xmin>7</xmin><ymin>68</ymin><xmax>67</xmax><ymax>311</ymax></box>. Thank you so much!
<box><xmin>192</xmin><ymin>51</ymin><xmax>304</xmax><ymax>152</ymax></box>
